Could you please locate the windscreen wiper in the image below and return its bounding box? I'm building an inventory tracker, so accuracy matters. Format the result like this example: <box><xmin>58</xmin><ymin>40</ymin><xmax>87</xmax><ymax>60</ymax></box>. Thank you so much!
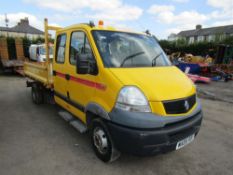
<box><xmin>120</xmin><ymin>51</ymin><xmax>145</xmax><ymax>67</ymax></box>
<box><xmin>152</xmin><ymin>52</ymin><xmax>162</xmax><ymax>67</ymax></box>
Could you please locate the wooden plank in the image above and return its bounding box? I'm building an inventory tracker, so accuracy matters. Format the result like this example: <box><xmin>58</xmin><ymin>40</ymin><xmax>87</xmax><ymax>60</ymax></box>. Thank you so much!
<box><xmin>0</xmin><ymin>38</ymin><xmax>9</xmax><ymax>60</ymax></box>
<box><xmin>15</xmin><ymin>38</ymin><xmax>25</xmax><ymax>60</ymax></box>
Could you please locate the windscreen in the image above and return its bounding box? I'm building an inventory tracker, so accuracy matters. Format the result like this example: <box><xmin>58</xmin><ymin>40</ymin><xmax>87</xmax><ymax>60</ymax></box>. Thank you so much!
<box><xmin>92</xmin><ymin>31</ymin><xmax>171</xmax><ymax>68</ymax></box>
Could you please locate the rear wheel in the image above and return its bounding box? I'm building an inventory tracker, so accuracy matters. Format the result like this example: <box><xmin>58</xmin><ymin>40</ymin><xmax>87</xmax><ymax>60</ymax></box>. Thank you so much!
<box><xmin>91</xmin><ymin>119</ymin><xmax>120</xmax><ymax>162</ymax></box>
<box><xmin>0</xmin><ymin>61</ymin><xmax>4</xmax><ymax>75</ymax></box>
<box><xmin>31</xmin><ymin>84</ymin><xmax>43</xmax><ymax>104</ymax></box>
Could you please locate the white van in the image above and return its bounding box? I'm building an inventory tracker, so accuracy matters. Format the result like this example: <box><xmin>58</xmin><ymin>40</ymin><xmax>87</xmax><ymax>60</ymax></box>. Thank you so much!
<box><xmin>29</xmin><ymin>44</ymin><xmax>53</xmax><ymax>62</ymax></box>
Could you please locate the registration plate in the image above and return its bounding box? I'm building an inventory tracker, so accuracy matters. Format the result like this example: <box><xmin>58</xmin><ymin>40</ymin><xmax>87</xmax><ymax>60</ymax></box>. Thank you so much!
<box><xmin>176</xmin><ymin>134</ymin><xmax>195</xmax><ymax>150</ymax></box>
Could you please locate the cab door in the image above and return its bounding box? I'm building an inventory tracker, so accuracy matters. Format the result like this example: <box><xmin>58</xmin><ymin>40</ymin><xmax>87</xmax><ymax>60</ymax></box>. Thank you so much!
<box><xmin>53</xmin><ymin>33</ymin><xmax>69</xmax><ymax>108</ymax></box>
<box><xmin>66</xmin><ymin>30</ymin><xmax>97</xmax><ymax>122</ymax></box>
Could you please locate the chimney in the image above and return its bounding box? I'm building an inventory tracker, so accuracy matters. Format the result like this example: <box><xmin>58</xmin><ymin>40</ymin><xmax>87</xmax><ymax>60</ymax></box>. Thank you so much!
<box><xmin>19</xmin><ymin>17</ymin><xmax>29</xmax><ymax>25</ymax></box>
<box><xmin>196</xmin><ymin>24</ymin><xmax>202</xmax><ymax>30</ymax></box>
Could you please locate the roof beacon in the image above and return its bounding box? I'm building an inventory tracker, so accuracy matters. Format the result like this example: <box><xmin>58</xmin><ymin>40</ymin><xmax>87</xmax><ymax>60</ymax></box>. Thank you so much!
<box><xmin>98</xmin><ymin>20</ymin><xmax>104</xmax><ymax>27</ymax></box>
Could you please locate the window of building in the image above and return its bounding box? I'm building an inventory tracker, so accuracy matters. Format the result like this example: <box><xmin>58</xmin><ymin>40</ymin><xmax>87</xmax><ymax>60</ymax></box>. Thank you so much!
<box><xmin>56</xmin><ymin>34</ymin><xmax>66</xmax><ymax>63</ymax></box>
<box><xmin>207</xmin><ymin>35</ymin><xmax>215</xmax><ymax>42</ymax></box>
<box><xmin>220</xmin><ymin>34</ymin><xmax>226</xmax><ymax>40</ymax></box>
<box><xmin>197</xmin><ymin>36</ymin><xmax>204</xmax><ymax>42</ymax></box>
<box><xmin>189</xmin><ymin>37</ymin><xmax>194</xmax><ymax>44</ymax></box>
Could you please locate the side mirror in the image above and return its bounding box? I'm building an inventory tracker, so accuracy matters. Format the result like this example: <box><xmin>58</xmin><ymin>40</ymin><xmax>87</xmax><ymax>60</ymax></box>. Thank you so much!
<box><xmin>76</xmin><ymin>53</ymin><xmax>98</xmax><ymax>75</ymax></box>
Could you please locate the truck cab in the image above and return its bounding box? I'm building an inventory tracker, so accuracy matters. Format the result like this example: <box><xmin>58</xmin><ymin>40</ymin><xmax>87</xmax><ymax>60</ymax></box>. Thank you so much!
<box><xmin>24</xmin><ymin>19</ymin><xmax>202</xmax><ymax>162</ymax></box>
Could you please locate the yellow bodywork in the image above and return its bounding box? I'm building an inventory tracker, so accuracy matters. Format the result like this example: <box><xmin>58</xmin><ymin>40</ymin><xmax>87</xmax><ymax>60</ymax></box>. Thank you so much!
<box><xmin>24</xmin><ymin>19</ymin><xmax>197</xmax><ymax>124</ymax></box>
<box><xmin>109</xmin><ymin>67</ymin><xmax>196</xmax><ymax>116</ymax></box>
<box><xmin>24</xmin><ymin>62</ymin><xmax>53</xmax><ymax>88</ymax></box>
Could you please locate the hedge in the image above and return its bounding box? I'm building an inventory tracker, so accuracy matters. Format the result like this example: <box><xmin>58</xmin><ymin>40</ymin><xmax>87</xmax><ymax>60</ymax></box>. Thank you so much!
<box><xmin>159</xmin><ymin>36</ymin><xmax>233</xmax><ymax>57</ymax></box>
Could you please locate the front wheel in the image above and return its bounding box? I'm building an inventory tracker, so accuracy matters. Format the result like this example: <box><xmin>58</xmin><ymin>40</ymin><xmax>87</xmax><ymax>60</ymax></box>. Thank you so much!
<box><xmin>91</xmin><ymin>119</ymin><xmax>120</xmax><ymax>162</ymax></box>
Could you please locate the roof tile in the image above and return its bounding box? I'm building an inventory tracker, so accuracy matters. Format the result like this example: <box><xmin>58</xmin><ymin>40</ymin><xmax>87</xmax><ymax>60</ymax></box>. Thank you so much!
<box><xmin>178</xmin><ymin>25</ymin><xmax>233</xmax><ymax>37</ymax></box>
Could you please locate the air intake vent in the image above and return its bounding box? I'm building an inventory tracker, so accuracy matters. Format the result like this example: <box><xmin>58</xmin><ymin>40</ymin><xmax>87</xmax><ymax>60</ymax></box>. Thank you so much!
<box><xmin>163</xmin><ymin>94</ymin><xmax>196</xmax><ymax>114</ymax></box>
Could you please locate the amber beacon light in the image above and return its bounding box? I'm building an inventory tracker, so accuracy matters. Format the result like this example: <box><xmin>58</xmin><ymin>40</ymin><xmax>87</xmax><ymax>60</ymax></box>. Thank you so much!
<box><xmin>98</xmin><ymin>20</ymin><xmax>104</xmax><ymax>27</ymax></box>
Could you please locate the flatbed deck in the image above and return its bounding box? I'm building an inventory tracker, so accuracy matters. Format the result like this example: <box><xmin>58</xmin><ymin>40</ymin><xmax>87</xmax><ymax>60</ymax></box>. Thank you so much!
<box><xmin>24</xmin><ymin>61</ymin><xmax>53</xmax><ymax>88</ymax></box>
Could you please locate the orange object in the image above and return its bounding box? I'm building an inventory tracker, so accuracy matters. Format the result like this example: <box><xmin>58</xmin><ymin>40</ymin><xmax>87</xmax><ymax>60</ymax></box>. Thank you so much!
<box><xmin>98</xmin><ymin>20</ymin><xmax>104</xmax><ymax>27</ymax></box>
<box><xmin>187</xmin><ymin>74</ymin><xmax>211</xmax><ymax>83</ymax></box>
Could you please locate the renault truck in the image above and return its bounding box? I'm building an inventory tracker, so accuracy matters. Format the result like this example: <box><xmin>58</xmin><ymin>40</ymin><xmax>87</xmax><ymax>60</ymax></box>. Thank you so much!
<box><xmin>24</xmin><ymin>19</ymin><xmax>203</xmax><ymax>162</ymax></box>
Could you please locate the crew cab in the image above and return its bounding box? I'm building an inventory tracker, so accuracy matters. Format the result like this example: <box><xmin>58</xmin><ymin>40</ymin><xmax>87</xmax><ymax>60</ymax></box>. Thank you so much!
<box><xmin>24</xmin><ymin>19</ymin><xmax>203</xmax><ymax>162</ymax></box>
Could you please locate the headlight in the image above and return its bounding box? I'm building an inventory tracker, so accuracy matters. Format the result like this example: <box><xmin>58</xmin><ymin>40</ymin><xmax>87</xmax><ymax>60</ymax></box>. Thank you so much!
<box><xmin>115</xmin><ymin>86</ymin><xmax>151</xmax><ymax>112</ymax></box>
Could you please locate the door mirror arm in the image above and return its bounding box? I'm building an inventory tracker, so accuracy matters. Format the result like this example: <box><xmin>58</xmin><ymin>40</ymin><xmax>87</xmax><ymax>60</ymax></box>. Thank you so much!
<box><xmin>76</xmin><ymin>53</ymin><xmax>98</xmax><ymax>75</ymax></box>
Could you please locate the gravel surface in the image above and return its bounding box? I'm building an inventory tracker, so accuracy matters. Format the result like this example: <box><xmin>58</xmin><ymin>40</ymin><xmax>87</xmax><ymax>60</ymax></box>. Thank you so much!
<box><xmin>1</xmin><ymin>75</ymin><xmax>233</xmax><ymax>175</ymax></box>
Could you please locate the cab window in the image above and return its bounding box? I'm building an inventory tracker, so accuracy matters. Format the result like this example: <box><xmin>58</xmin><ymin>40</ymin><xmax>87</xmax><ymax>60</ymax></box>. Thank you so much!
<box><xmin>56</xmin><ymin>34</ymin><xmax>66</xmax><ymax>63</ymax></box>
<box><xmin>69</xmin><ymin>31</ymin><xmax>92</xmax><ymax>65</ymax></box>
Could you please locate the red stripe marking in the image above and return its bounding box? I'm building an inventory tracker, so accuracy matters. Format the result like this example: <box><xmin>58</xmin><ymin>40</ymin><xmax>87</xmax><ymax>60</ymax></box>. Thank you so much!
<box><xmin>56</xmin><ymin>71</ymin><xmax>106</xmax><ymax>91</ymax></box>
<box><xmin>56</xmin><ymin>72</ymin><xmax>66</xmax><ymax>79</ymax></box>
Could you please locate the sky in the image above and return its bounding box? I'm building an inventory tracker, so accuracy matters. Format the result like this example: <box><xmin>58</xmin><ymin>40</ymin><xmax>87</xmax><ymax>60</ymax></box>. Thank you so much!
<box><xmin>0</xmin><ymin>0</ymin><xmax>232</xmax><ymax>39</ymax></box>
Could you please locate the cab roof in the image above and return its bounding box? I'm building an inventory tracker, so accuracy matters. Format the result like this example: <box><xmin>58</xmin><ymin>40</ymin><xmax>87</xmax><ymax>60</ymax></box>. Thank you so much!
<box><xmin>57</xmin><ymin>22</ymin><xmax>147</xmax><ymax>36</ymax></box>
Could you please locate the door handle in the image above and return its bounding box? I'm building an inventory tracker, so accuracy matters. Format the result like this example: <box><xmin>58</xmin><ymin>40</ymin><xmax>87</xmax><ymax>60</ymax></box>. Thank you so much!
<box><xmin>53</xmin><ymin>70</ymin><xmax>56</xmax><ymax>76</ymax></box>
<box><xmin>65</xmin><ymin>74</ymin><xmax>70</xmax><ymax>80</ymax></box>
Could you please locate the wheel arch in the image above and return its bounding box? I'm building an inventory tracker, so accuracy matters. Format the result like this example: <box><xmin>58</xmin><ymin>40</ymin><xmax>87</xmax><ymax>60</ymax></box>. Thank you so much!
<box><xmin>85</xmin><ymin>102</ymin><xmax>111</xmax><ymax>128</ymax></box>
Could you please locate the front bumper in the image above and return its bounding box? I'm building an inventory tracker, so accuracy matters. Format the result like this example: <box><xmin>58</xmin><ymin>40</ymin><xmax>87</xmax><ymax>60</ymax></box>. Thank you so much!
<box><xmin>107</xmin><ymin>111</ymin><xmax>202</xmax><ymax>156</ymax></box>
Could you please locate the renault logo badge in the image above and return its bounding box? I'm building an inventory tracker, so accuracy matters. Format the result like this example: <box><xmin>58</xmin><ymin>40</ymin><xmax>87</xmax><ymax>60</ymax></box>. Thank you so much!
<box><xmin>184</xmin><ymin>100</ymin><xmax>189</xmax><ymax>111</ymax></box>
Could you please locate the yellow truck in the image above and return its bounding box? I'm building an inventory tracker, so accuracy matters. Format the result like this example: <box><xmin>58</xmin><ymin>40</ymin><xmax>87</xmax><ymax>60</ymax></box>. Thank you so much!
<box><xmin>24</xmin><ymin>19</ymin><xmax>203</xmax><ymax>162</ymax></box>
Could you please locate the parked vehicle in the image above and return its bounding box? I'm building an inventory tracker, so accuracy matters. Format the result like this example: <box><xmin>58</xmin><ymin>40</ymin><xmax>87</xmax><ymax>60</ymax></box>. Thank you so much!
<box><xmin>29</xmin><ymin>44</ymin><xmax>53</xmax><ymax>62</ymax></box>
<box><xmin>24</xmin><ymin>19</ymin><xmax>203</xmax><ymax>162</ymax></box>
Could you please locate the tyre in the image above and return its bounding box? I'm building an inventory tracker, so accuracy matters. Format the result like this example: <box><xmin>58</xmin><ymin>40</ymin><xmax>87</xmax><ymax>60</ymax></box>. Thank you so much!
<box><xmin>91</xmin><ymin>119</ymin><xmax>120</xmax><ymax>162</ymax></box>
<box><xmin>31</xmin><ymin>84</ymin><xmax>44</xmax><ymax>104</ymax></box>
<box><xmin>0</xmin><ymin>61</ymin><xmax>4</xmax><ymax>75</ymax></box>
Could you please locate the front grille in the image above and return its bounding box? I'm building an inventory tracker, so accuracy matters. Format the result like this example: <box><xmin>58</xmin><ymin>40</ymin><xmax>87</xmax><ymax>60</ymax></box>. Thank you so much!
<box><xmin>163</xmin><ymin>94</ymin><xmax>196</xmax><ymax>114</ymax></box>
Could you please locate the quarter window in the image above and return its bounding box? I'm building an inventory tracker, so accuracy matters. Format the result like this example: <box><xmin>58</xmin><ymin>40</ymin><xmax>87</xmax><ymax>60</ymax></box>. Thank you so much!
<box><xmin>56</xmin><ymin>34</ymin><xmax>66</xmax><ymax>63</ymax></box>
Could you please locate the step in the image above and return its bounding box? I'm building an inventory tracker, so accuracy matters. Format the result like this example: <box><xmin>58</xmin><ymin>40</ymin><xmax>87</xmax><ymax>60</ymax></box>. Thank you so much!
<box><xmin>70</xmin><ymin>120</ymin><xmax>87</xmax><ymax>134</ymax></box>
<box><xmin>58</xmin><ymin>111</ymin><xmax>74</xmax><ymax>121</ymax></box>
<box><xmin>58</xmin><ymin>111</ymin><xmax>87</xmax><ymax>133</ymax></box>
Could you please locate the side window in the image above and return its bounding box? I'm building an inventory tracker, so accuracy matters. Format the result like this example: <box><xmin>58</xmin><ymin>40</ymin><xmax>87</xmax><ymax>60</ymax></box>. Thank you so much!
<box><xmin>56</xmin><ymin>34</ymin><xmax>66</xmax><ymax>63</ymax></box>
<box><xmin>70</xmin><ymin>31</ymin><xmax>93</xmax><ymax>65</ymax></box>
